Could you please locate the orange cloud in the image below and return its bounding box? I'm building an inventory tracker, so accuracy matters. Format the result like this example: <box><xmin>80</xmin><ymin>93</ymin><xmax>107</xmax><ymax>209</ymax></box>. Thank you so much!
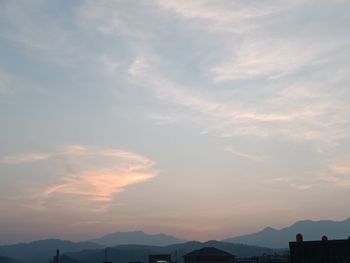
<box><xmin>321</xmin><ymin>162</ymin><xmax>350</xmax><ymax>188</ymax></box>
<box><xmin>0</xmin><ymin>145</ymin><xmax>157</xmax><ymax>209</ymax></box>
<box><xmin>39</xmin><ymin>146</ymin><xmax>157</xmax><ymax>207</ymax></box>
<box><xmin>44</xmin><ymin>169</ymin><xmax>156</xmax><ymax>202</ymax></box>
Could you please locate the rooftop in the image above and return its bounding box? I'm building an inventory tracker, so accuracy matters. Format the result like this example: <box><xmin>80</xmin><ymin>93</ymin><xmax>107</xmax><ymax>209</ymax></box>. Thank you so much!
<box><xmin>184</xmin><ymin>247</ymin><xmax>234</xmax><ymax>258</ymax></box>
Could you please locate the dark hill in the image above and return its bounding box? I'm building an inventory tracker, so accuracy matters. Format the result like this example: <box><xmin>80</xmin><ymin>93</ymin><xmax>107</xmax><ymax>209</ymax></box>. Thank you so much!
<box><xmin>224</xmin><ymin>218</ymin><xmax>350</xmax><ymax>248</ymax></box>
<box><xmin>0</xmin><ymin>239</ymin><xmax>102</xmax><ymax>263</ymax></box>
<box><xmin>0</xmin><ymin>256</ymin><xmax>21</xmax><ymax>263</ymax></box>
<box><xmin>67</xmin><ymin>241</ymin><xmax>277</xmax><ymax>263</ymax></box>
<box><xmin>90</xmin><ymin>231</ymin><xmax>186</xmax><ymax>246</ymax></box>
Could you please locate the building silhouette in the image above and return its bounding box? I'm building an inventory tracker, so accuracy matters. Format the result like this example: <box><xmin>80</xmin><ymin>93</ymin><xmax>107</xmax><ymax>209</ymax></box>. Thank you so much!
<box><xmin>289</xmin><ymin>234</ymin><xmax>350</xmax><ymax>263</ymax></box>
<box><xmin>183</xmin><ymin>247</ymin><xmax>235</xmax><ymax>263</ymax></box>
<box><xmin>149</xmin><ymin>254</ymin><xmax>172</xmax><ymax>263</ymax></box>
<box><xmin>103</xmin><ymin>248</ymin><xmax>112</xmax><ymax>263</ymax></box>
<box><xmin>52</xmin><ymin>249</ymin><xmax>60</xmax><ymax>263</ymax></box>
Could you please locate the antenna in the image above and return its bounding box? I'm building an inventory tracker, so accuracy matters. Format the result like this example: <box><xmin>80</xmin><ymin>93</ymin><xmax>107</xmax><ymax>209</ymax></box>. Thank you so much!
<box><xmin>56</xmin><ymin>249</ymin><xmax>60</xmax><ymax>263</ymax></box>
<box><xmin>103</xmin><ymin>248</ymin><xmax>112</xmax><ymax>263</ymax></box>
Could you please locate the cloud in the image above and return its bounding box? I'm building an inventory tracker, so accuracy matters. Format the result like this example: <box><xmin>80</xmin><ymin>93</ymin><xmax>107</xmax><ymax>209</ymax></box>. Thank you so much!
<box><xmin>0</xmin><ymin>145</ymin><xmax>157</xmax><ymax>208</ymax></box>
<box><xmin>99</xmin><ymin>55</ymin><xmax>120</xmax><ymax>73</ymax></box>
<box><xmin>224</xmin><ymin>147</ymin><xmax>265</xmax><ymax>162</ymax></box>
<box><xmin>43</xmin><ymin>169</ymin><xmax>154</xmax><ymax>203</ymax></box>
<box><xmin>128</xmin><ymin>58</ymin><xmax>298</xmax><ymax>125</ymax></box>
<box><xmin>0</xmin><ymin>69</ymin><xmax>19</xmax><ymax>96</ymax></box>
<box><xmin>127</xmin><ymin>54</ymin><xmax>348</xmax><ymax>143</ymax></box>
<box><xmin>0</xmin><ymin>153</ymin><xmax>51</xmax><ymax>164</ymax></box>
<box><xmin>76</xmin><ymin>0</ymin><xmax>155</xmax><ymax>40</ymax></box>
<box><xmin>210</xmin><ymin>38</ymin><xmax>339</xmax><ymax>82</ymax></box>
<box><xmin>329</xmin><ymin>162</ymin><xmax>350</xmax><ymax>175</ymax></box>
<box><xmin>0</xmin><ymin>1</ymin><xmax>70</xmax><ymax>52</ymax></box>
<box><xmin>321</xmin><ymin>162</ymin><xmax>350</xmax><ymax>188</ymax></box>
<box><xmin>266</xmin><ymin>177</ymin><xmax>314</xmax><ymax>191</ymax></box>
<box><xmin>154</xmin><ymin>0</ymin><xmax>301</xmax><ymax>33</ymax></box>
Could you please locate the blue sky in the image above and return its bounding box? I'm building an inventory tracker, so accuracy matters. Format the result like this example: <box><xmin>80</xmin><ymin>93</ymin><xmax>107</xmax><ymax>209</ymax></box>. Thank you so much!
<box><xmin>0</xmin><ymin>0</ymin><xmax>350</xmax><ymax>244</ymax></box>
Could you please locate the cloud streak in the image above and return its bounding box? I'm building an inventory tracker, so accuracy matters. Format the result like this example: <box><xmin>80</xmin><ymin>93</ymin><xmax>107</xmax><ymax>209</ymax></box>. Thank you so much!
<box><xmin>0</xmin><ymin>69</ymin><xmax>21</xmax><ymax>96</ymax></box>
<box><xmin>211</xmin><ymin>38</ymin><xmax>341</xmax><ymax>82</ymax></box>
<box><xmin>0</xmin><ymin>153</ymin><xmax>51</xmax><ymax>164</ymax></box>
<box><xmin>127</xmin><ymin>54</ymin><xmax>348</xmax><ymax>143</ymax></box>
<box><xmin>321</xmin><ymin>162</ymin><xmax>350</xmax><ymax>188</ymax></box>
<box><xmin>266</xmin><ymin>177</ymin><xmax>314</xmax><ymax>191</ymax></box>
<box><xmin>43</xmin><ymin>169</ymin><xmax>154</xmax><ymax>203</ymax></box>
<box><xmin>224</xmin><ymin>147</ymin><xmax>265</xmax><ymax>163</ymax></box>
<box><xmin>0</xmin><ymin>145</ymin><xmax>157</xmax><ymax>208</ymax></box>
<box><xmin>154</xmin><ymin>0</ymin><xmax>301</xmax><ymax>33</ymax></box>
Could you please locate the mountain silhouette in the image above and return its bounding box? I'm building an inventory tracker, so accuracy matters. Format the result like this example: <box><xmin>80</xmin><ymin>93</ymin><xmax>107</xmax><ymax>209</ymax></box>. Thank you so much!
<box><xmin>224</xmin><ymin>218</ymin><xmax>350</xmax><ymax>248</ymax></box>
<box><xmin>0</xmin><ymin>239</ymin><xmax>102</xmax><ymax>263</ymax></box>
<box><xmin>55</xmin><ymin>255</ymin><xmax>84</xmax><ymax>263</ymax></box>
<box><xmin>0</xmin><ymin>240</ymin><xmax>277</xmax><ymax>263</ymax></box>
<box><xmin>90</xmin><ymin>231</ymin><xmax>186</xmax><ymax>246</ymax></box>
<box><xmin>0</xmin><ymin>256</ymin><xmax>22</xmax><ymax>263</ymax></box>
<box><xmin>66</xmin><ymin>241</ymin><xmax>277</xmax><ymax>263</ymax></box>
<box><xmin>3</xmin><ymin>219</ymin><xmax>348</xmax><ymax>262</ymax></box>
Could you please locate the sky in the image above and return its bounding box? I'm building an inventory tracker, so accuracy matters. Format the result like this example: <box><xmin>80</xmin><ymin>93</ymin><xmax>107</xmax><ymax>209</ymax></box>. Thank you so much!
<box><xmin>0</xmin><ymin>0</ymin><xmax>350</xmax><ymax>245</ymax></box>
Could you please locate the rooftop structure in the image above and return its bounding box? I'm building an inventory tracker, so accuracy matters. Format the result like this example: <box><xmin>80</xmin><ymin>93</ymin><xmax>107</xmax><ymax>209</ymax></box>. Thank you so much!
<box><xmin>149</xmin><ymin>254</ymin><xmax>172</xmax><ymax>263</ymax></box>
<box><xmin>289</xmin><ymin>234</ymin><xmax>350</xmax><ymax>263</ymax></box>
<box><xmin>183</xmin><ymin>247</ymin><xmax>235</xmax><ymax>263</ymax></box>
<box><xmin>103</xmin><ymin>248</ymin><xmax>112</xmax><ymax>263</ymax></box>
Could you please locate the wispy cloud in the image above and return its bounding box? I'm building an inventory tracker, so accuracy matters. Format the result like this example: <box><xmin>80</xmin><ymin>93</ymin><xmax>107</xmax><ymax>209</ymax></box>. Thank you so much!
<box><xmin>224</xmin><ymin>147</ymin><xmax>265</xmax><ymax>163</ymax></box>
<box><xmin>211</xmin><ymin>38</ymin><xmax>340</xmax><ymax>82</ymax></box>
<box><xmin>329</xmin><ymin>162</ymin><xmax>350</xmax><ymax>175</ymax></box>
<box><xmin>76</xmin><ymin>0</ymin><xmax>155</xmax><ymax>39</ymax></box>
<box><xmin>266</xmin><ymin>177</ymin><xmax>314</xmax><ymax>191</ymax></box>
<box><xmin>99</xmin><ymin>54</ymin><xmax>120</xmax><ymax>74</ymax></box>
<box><xmin>43</xmin><ymin>168</ymin><xmax>154</xmax><ymax>203</ymax></box>
<box><xmin>0</xmin><ymin>1</ymin><xmax>72</xmax><ymax>54</ymax></box>
<box><xmin>154</xmin><ymin>0</ymin><xmax>301</xmax><ymax>33</ymax></box>
<box><xmin>321</xmin><ymin>162</ymin><xmax>350</xmax><ymax>188</ymax></box>
<box><xmin>0</xmin><ymin>153</ymin><xmax>51</xmax><ymax>164</ymax></box>
<box><xmin>0</xmin><ymin>145</ymin><xmax>157</xmax><ymax>208</ymax></box>
<box><xmin>127</xmin><ymin>54</ymin><xmax>348</xmax><ymax>143</ymax></box>
<box><xmin>128</xmin><ymin>57</ymin><xmax>302</xmax><ymax>127</ymax></box>
<box><xmin>0</xmin><ymin>69</ymin><xmax>20</xmax><ymax>96</ymax></box>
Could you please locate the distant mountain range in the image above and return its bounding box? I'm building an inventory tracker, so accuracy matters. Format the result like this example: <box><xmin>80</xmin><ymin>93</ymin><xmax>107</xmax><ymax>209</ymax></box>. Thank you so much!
<box><xmin>0</xmin><ymin>239</ymin><xmax>102</xmax><ymax>263</ymax></box>
<box><xmin>90</xmin><ymin>231</ymin><xmax>186</xmax><ymax>246</ymax></box>
<box><xmin>65</xmin><ymin>241</ymin><xmax>277</xmax><ymax>263</ymax></box>
<box><xmin>1</xmin><ymin>218</ymin><xmax>350</xmax><ymax>262</ymax></box>
<box><xmin>0</xmin><ymin>256</ymin><xmax>21</xmax><ymax>263</ymax></box>
<box><xmin>0</xmin><ymin>239</ymin><xmax>276</xmax><ymax>263</ymax></box>
<box><xmin>224</xmin><ymin>218</ymin><xmax>350</xmax><ymax>248</ymax></box>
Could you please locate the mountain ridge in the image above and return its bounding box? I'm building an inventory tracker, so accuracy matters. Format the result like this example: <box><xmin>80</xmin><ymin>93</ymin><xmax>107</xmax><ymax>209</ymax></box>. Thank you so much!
<box><xmin>0</xmin><ymin>239</ymin><xmax>277</xmax><ymax>263</ymax></box>
<box><xmin>66</xmin><ymin>240</ymin><xmax>278</xmax><ymax>263</ymax></box>
<box><xmin>0</xmin><ymin>256</ymin><xmax>22</xmax><ymax>263</ymax></box>
<box><xmin>1</xmin><ymin>218</ymin><xmax>350</xmax><ymax>262</ymax></box>
<box><xmin>224</xmin><ymin>218</ymin><xmax>350</xmax><ymax>248</ymax></box>
<box><xmin>0</xmin><ymin>239</ymin><xmax>102</xmax><ymax>263</ymax></box>
<box><xmin>89</xmin><ymin>230</ymin><xmax>186</xmax><ymax>246</ymax></box>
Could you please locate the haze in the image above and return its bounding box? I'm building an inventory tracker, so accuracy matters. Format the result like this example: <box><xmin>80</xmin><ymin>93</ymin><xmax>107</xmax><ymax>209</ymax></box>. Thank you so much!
<box><xmin>0</xmin><ymin>0</ymin><xmax>350</xmax><ymax>245</ymax></box>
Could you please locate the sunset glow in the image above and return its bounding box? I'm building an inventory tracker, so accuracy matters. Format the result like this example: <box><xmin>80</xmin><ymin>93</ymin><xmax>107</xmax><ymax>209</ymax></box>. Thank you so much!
<box><xmin>0</xmin><ymin>0</ymin><xmax>350</xmax><ymax>245</ymax></box>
